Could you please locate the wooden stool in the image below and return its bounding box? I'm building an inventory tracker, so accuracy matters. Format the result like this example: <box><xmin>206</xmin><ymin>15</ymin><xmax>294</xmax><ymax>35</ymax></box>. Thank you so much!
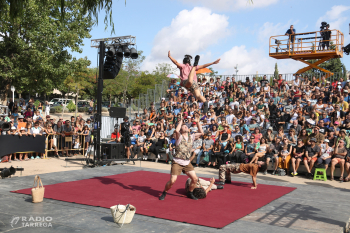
<box><xmin>313</xmin><ymin>168</ymin><xmax>327</xmax><ymax>181</ymax></box>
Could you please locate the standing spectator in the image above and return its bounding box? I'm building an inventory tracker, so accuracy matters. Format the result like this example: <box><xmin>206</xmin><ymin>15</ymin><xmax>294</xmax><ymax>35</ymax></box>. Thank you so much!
<box><xmin>45</xmin><ymin>101</ymin><xmax>50</xmax><ymax>117</ymax></box>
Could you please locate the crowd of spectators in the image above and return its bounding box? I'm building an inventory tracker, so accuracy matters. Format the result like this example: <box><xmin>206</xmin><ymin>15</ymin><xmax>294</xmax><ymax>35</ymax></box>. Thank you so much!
<box><xmin>116</xmin><ymin>74</ymin><xmax>350</xmax><ymax>182</ymax></box>
<box><xmin>1</xmin><ymin>98</ymin><xmax>93</xmax><ymax>162</ymax></box>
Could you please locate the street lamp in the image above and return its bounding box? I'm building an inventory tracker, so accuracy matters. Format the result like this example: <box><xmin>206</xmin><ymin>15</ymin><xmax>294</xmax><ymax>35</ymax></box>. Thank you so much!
<box><xmin>234</xmin><ymin>64</ymin><xmax>239</xmax><ymax>76</ymax></box>
<box><xmin>10</xmin><ymin>86</ymin><xmax>15</xmax><ymax>101</ymax></box>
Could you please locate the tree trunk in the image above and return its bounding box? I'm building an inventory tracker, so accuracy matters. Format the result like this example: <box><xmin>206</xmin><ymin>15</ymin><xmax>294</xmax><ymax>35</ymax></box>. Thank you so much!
<box><xmin>75</xmin><ymin>90</ymin><xmax>79</xmax><ymax>117</ymax></box>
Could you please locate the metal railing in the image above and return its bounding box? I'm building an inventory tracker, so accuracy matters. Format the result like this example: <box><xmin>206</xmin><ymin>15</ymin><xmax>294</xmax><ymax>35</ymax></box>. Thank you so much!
<box><xmin>198</xmin><ymin>72</ymin><xmax>347</xmax><ymax>84</ymax></box>
<box><xmin>44</xmin><ymin>134</ymin><xmax>91</xmax><ymax>158</ymax></box>
<box><xmin>126</xmin><ymin>79</ymin><xmax>169</xmax><ymax>120</ymax></box>
<box><xmin>269</xmin><ymin>29</ymin><xmax>344</xmax><ymax>56</ymax></box>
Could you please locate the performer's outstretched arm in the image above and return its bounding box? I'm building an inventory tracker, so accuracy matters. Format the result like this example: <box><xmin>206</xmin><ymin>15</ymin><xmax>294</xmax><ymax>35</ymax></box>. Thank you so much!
<box><xmin>197</xmin><ymin>59</ymin><xmax>221</xmax><ymax>70</ymax></box>
<box><xmin>168</xmin><ymin>51</ymin><xmax>181</xmax><ymax>68</ymax></box>
<box><xmin>193</xmin><ymin>119</ymin><xmax>204</xmax><ymax>140</ymax></box>
<box><xmin>174</xmin><ymin>115</ymin><xmax>182</xmax><ymax>140</ymax></box>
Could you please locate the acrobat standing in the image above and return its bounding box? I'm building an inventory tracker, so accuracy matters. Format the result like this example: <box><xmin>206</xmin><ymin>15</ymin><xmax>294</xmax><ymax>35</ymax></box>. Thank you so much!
<box><xmin>159</xmin><ymin>117</ymin><xmax>204</xmax><ymax>200</ymax></box>
<box><xmin>168</xmin><ymin>51</ymin><xmax>220</xmax><ymax>113</ymax></box>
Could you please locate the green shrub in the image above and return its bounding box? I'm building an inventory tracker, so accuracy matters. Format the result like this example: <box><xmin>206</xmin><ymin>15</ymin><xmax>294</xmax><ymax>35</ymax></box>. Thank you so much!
<box><xmin>34</xmin><ymin>100</ymin><xmax>41</xmax><ymax>108</ymax></box>
<box><xmin>78</xmin><ymin>107</ymin><xmax>88</xmax><ymax>112</ymax></box>
<box><xmin>51</xmin><ymin>106</ymin><xmax>63</xmax><ymax>113</ymax></box>
<box><xmin>67</xmin><ymin>101</ymin><xmax>76</xmax><ymax>112</ymax></box>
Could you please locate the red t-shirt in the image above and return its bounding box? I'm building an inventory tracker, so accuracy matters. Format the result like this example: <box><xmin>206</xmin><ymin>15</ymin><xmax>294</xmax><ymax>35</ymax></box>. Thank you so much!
<box><xmin>111</xmin><ymin>132</ymin><xmax>120</xmax><ymax>139</ymax></box>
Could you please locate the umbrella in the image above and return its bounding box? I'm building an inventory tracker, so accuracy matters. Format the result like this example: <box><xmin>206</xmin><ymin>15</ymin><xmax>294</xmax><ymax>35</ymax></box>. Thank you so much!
<box><xmin>167</xmin><ymin>74</ymin><xmax>179</xmax><ymax>79</ymax></box>
<box><xmin>196</xmin><ymin>68</ymin><xmax>212</xmax><ymax>74</ymax></box>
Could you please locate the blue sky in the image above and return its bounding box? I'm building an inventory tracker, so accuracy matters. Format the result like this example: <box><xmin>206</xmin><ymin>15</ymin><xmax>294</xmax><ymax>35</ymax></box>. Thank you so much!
<box><xmin>72</xmin><ymin>0</ymin><xmax>350</xmax><ymax>75</ymax></box>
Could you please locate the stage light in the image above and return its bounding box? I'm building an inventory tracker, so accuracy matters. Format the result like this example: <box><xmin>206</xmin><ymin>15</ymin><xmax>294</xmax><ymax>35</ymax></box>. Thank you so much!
<box><xmin>1</xmin><ymin>166</ymin><xmax>16</xmax><ymax>178</ymax></box>
<box><xmin>116</xmin><ymin>47</ymin><xmax>123</xmax><ymax>58</ymax></box>
<box><xmin>123</xmin><ymin>46</ymin><xmax>131</xmax><ymax>58</ymax></box>
<box><xmin>103</xmin><ymin>46</ymin><xmax>125</xmax><ymax>80</ymax></box>
<box><xmin>130</xmin><ymin>47</ymin><xmax>138</xmax><ymax>59</ymax></box>
<box><xmin>343</xmin><ymin>43</ymin><xmax>350</xmax><ymax>55</ymax></box>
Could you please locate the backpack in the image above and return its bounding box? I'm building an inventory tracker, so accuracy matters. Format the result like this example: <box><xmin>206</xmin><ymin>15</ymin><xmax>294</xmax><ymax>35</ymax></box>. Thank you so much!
<box><xmin>1</xmin><ymin>156</ymin><xmax>9</xmax><ymax>163</ymax></box>
<box><xmin>277</xmin><ymin>168</ymin><xmax>286</xmax><ymax>176</ymax></box>
<box><xmin>203</xmin><ymin>152</ymin><xmax>210</xmax><ymax>163</ymax></box>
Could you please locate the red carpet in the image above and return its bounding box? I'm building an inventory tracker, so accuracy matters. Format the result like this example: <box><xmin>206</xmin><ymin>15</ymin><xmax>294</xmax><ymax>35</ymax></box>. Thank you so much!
<box><xmin>12</xmin><ymin>171</ymin><xmax>295</xmax><ymax>228</ymax></box>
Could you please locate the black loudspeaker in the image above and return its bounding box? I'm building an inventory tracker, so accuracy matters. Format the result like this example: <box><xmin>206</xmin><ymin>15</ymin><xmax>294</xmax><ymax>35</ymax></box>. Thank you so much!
<box><xmin>101</xmin><ymin>143</ymin><xmax>125</xmax><ymax>159</ymax></box>
<box><xmin>109</xmin><ymin>107</ymin><xmax>126</xmax><ymax>118</ymax></box>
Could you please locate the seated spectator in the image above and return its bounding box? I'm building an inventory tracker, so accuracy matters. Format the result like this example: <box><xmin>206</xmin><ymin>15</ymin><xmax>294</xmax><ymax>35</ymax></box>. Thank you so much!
<box><xmin>291</xmin><ymin>138</ymin><xmax>305</xmax><ymax>176</ymax></box>
<box><xmin>304</xmin><ymin>138</ymin><xmax>320</xmax><ymax>177</ymax></box>
<box><xmin>196</xmin><ymin>132</ymin><xmax>212</xmax><ymax>166</ymax></box>
<box><xmin>316</xmin><ymin>139</ymin><xmax>333</xmax><ymax>170</ymax></box>
<box><xmin>250</xmin><ymin>137</ymin><xmax>269</xmax><ymax>167</ymax></box>
<box><xmin>243</xmin><ymin>136</ymin><xmax>258</xmax><ymax>163</ymax></box>
<box><xmin>212</xmin><ymin>141</ymin><xmax>222</xmax><ymax>167</ymax></box>
<box><xmin>278</xmin><ymin>137</ymin><xmax>292</xmax><ymax>173</ymax></box>
<box><xmin>330</xmin><ymin>139</ymin><xmax>347</xmax><ymax>181</ymax></box>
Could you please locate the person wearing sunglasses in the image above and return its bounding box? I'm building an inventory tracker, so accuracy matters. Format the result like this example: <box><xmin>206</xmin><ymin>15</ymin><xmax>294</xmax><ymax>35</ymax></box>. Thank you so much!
<box><xmin>330</xmin><ymin>137</ymin><xmax>347</xmax><ymax>181</ymax></box>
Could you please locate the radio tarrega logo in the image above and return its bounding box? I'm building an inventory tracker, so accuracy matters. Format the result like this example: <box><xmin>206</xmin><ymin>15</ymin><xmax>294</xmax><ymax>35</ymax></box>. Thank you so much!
<box><xmin>10</xmin><ymin>216</ymin><xmax>53</xmax><ymax>228</ymax></box>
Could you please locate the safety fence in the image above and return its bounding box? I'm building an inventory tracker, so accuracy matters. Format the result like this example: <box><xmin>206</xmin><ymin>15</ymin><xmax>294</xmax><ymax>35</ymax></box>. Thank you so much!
<box><xmin>44</xmin><ymin>134</ymin><xmax>92</xmax><ymax>158</ymax></box>
<box><xmin>126</xmin><ymin>79</ymin><xmax>169</xmax><ymax>119</ymax></box>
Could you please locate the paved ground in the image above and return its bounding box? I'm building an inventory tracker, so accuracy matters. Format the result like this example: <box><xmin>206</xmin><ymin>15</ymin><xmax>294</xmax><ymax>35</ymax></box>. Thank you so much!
<box><xmin>0</xmin><ymin>160</ymin><xmax>349</xmax><ymax>233</ymax></box>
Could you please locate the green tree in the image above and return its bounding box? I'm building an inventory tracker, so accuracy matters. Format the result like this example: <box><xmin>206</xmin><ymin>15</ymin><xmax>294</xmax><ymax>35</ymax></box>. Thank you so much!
<box><xmin>274</xmin><ymin>63</ymin><xmax>279</xmax><ymax>79</ymax></box>
<box><xmin>305</xmin><ymin>58</ymin><xmax>346</xmax><ymax>77</ymax></box>
<box><xmin>0</xmin><ymin>0</ymin><xmax>94</xmax><ymax>104</ymax></box>
<box><xmin>152</xmin><ymin>63</ymin><xmax>177</xmax><ymax>76</ymax></box>
<box><xmin>103</xmin><ymin>50</ymin><xmax>145</xmax><ymax>104</ymax></box>
<box><xmin>63</xmin><ymin>58</ymin><xmax>95</xmax><ymax>116</ymax></box>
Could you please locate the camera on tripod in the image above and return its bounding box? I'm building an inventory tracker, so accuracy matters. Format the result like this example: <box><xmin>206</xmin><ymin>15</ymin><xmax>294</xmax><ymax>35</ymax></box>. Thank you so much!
<box><xmin>320</xmin><ymin>21</ymin><xmax>329</xmax><ymax>31</ymax></box>
<box><xmin>275</xmin><ymin>39</ymin><xmax>281</xmax><ymax>45</ymax></box>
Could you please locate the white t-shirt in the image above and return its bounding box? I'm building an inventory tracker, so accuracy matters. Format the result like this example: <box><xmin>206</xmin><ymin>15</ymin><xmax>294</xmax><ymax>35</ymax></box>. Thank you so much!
<box><xmin>173</xmin><ymin>134</ymin><xmax>196</xmax><ymax>166</ymax></box>
<box><xmin>31</xmin><ymin>127</ymin><xmax>42</xmax><ymax>135</ymax></box>
<box><xmin>226</xmin><ymin>114</ymin><xmax>235</xmax><ymax>124</ymax></box>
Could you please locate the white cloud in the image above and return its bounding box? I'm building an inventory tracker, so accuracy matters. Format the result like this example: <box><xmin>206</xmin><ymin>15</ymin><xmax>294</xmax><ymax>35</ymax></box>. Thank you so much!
<box><xmin>141</xmin><ymin>7</ymin><xmax>230</xmax><ymax>72</ymax></box>
<box><xmin>257</xmin><ymin>20</ymin><xmax>298</xmax><ymax>44</ymax></box>
<box><xmin>316</xmin><ymin>5</ymin><xmax>350</xmax><ymax>30</ymax></box>
<box><xmin>178</xmin><ymin>0</ymin><xmax>278</xmax><ymax>11</ymax></box>
<box><xmin>215</xmin><ymin>45</ymin><xmax>304</xmax><ymax>75</ymax></box>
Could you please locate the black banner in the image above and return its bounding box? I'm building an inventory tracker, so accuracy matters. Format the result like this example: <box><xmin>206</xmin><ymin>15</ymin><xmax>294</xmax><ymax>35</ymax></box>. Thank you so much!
<box><xmin>0</xmin><ymin>135</ymin><xmax>46</xmax><ymax>157</ymax></box>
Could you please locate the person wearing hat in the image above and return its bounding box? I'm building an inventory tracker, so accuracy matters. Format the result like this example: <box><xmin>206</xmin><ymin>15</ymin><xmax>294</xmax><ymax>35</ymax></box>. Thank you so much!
<box><xmin>264</xmin><ymin>127</ymin><xmax>275</xmax><ymax>145</ymax></box>
<box><xmin>303</xmin><ymin>137</ymin><xmax>320</xmax><ymax>177</ymax></box>
<box><xmin>309</xmin><ymin>126</ymin><xmax>325</xmax><ymax>145</ymax></box>
<box><xmin>17</xmin><ymin>115</ymin><xmax>26</xmax><ymax>129</ymax></box>
<box><xmin>330</xmin><ymin>138</ymin><xmax>347</xmax><ymax>181</ymax></box>
<box><xmin>316</xmin><ymin>139</ymin><xmax>333</xmax><ymax>170</ymax></box>
<box><xmin>248</xmin><ymin>118</ymin><xmax>260</xmax><ymax>131</ymax></box>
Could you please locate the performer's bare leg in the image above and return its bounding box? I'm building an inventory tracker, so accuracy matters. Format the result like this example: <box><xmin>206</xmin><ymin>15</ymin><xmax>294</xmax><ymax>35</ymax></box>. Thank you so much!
<box><xmin>185</xmin><ymin>170</ymin><xmax>199</xmax><ymax>192</ymax></box>
<box><xmin>185</xmin><ymin>66</ymin><xmax>208</xmax><ymax>111</ymax></box>
<box><xmin>163</xmin><ymin>175</ymin><xmax>177</xmax><ymax>193</ymax></box>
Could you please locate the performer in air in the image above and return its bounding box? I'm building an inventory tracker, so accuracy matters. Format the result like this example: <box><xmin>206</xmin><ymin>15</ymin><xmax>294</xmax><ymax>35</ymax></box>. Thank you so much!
<box><xmin>159</xmin><ymin>116</ymin><xmax>204</xmax><ymax>200</ymax></box>
<box><xmin>168</xmin><ymin>51</ymin><xmax>220</xmax><ymax>113</ymax></box>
